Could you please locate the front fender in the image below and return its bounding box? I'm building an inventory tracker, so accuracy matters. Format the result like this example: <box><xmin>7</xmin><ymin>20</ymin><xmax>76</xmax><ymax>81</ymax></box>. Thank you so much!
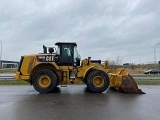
<box><xmin>77</xmin><ymin>59</ymin><xmax>108</xmax><ymax>79</ymax></box>
<box><xmin>82</xmin><ymin>66</ymin><xmax>95</xmax><ymax>78</ymax></box>
<box><xmin>77</xmin><ymin>66</ymin><xmax>95</xmax><ymax>78</ymax></box>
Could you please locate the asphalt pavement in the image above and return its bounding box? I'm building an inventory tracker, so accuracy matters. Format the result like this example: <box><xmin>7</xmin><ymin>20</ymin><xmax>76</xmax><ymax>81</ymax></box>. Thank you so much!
<box><xmin>0</xmin><ymin>85</ymin><xmax>160</xmax><ymax>120</ymax></box>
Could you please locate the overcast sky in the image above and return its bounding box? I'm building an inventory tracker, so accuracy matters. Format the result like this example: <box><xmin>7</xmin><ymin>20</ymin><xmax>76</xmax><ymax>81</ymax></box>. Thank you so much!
<box><xmin>0</xmin><ymin>0</ymin><xmax>160</xmax><ymax>64</ymax></box>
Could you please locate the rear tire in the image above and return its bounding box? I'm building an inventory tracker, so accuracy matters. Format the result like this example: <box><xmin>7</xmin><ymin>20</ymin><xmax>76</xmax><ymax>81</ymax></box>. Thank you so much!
<box><xmin>86</xmin><ymin>70</ymin><xmax>109</xmax><ymax>93</ymax></box>
<box><xmin>32</xmin><ymin>69</ymin><xmax>57</xmax><ymax>93</ymax></box>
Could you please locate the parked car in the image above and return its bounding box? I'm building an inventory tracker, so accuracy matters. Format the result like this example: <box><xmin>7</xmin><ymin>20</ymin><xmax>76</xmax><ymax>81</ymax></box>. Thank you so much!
<box><xmin>144</xmin><ymin>69</ymin><xmax>160</xmax><ymax>74</ymax></box>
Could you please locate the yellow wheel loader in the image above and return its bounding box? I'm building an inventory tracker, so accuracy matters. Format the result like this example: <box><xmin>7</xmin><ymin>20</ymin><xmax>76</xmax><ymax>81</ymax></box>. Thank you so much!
<box><xmin>14</xmin><ymin>42</ymin><xmax>144</xmax><ymax>94</ymax></box>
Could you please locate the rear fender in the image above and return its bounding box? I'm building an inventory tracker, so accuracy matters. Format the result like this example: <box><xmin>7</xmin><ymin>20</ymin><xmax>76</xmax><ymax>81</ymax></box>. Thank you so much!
<box><xmin>30</xmin><ymin>63</ymin><xmax>58</xmax><ymax>80</ymax></box>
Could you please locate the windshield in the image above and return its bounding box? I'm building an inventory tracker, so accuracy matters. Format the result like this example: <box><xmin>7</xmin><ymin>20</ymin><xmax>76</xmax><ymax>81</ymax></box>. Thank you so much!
<box><xmin>74</xmin><ymin>46</ymin><xmax>81</xmax><ymax>62</ymax></box>
<box><xmin>57</xmin><ymin>46</ymin><xmax>60</xmax><ymax>55</ymax></box>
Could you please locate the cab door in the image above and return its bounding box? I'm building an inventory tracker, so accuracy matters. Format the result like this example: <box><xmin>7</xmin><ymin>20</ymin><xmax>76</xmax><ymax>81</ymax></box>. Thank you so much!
<box><xmin>58</xmin><ymin>44</ymin><xmax>74</xmax><ymax>66</ymax></box>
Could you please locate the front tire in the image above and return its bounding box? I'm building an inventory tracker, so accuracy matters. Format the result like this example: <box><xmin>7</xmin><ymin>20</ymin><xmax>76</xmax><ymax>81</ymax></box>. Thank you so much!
<box><xmin>86</xmin><ymin>70</ymin><xmax>109</xmax><ymax>93</ymax></box>
<box><xmin>32</xmin><ymin>69</ymin><xmax>57</xmax><ymax>93</ymax></box>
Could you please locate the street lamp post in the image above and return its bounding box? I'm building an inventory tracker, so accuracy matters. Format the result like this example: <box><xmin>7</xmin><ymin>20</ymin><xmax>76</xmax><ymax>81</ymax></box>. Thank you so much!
<box><xmin>0</xmin><ymin>40</ymin><xmax>2</xmax><ymax>68</ymax></box>
<box><xmin>154</xmin><ymin>43</ymin><xmax>160</xmax><ymax>69</ymax></box>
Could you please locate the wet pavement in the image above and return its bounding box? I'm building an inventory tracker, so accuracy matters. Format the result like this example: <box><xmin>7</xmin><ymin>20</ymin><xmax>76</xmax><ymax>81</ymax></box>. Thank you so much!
<box><xmin>0</xmin><ymin>85</ymin><xmax>160</xmax><ymax>120</ymax></box>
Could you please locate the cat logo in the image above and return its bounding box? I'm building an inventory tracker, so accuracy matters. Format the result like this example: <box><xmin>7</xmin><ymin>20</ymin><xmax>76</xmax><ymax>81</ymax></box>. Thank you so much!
<box><xmin>46</xmin><ymin>56</ymin><xmax>54</xmax><ymax>62</ymax></box>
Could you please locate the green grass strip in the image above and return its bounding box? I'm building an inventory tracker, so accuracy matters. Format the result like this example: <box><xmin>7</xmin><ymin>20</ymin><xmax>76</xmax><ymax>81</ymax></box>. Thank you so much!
<box><xmin>0</xmin><ymin>80</ymin><xmax>30</xmax><ymax>85</ymax></box>
<box><xmin>135</xmin><ymin>80</ymin><xmax>160</xmax><ymax>85</ymax></box>
<box><xmin>0</xmin><ymin>69</ymin><xmax>17</xmax><ymax>73</ymax></box>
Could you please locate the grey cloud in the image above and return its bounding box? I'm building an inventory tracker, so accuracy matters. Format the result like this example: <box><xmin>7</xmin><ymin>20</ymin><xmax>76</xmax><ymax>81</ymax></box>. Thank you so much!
<box><xmin>0</xmin><ymin>0</ymin><xmax>160</xmax><ymax>64</ymax></box>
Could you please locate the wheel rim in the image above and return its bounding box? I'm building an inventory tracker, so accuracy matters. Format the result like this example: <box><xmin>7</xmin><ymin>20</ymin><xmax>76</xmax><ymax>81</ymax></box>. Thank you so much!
<box><xmin>38</xmin><ymin>75</ymin><xmax>51</xmax><ymax>88</ymax></box>
<box><xmin>93</xmin><ymin>76</ymin><xmax>104</xmax><ymax>87</ymax></box>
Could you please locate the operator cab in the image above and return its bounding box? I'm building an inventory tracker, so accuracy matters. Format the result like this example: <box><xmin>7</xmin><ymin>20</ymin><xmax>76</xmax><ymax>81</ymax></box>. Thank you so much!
<box><xmin>55</xmin><ymin>42</ymin><xmax>81</xmax><ymax>66</ymax></box>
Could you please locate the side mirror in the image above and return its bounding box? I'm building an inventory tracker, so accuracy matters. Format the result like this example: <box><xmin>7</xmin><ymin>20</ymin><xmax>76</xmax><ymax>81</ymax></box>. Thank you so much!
<box><xmin>48</xmin><ymin>48</ymin><xmax>54</xmax><ymax>53</ymax></box>
<box><xmin>76</xmin><ymin>57</ymin><xmax>81</xmax><ymax>66</ymax></box>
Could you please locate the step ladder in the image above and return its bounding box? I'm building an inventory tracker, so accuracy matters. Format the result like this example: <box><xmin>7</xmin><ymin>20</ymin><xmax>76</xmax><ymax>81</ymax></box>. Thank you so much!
<box><xmin>61</xmin><ymin>70</ymin><xmax>68</xmax><ymax>87</ymax></box>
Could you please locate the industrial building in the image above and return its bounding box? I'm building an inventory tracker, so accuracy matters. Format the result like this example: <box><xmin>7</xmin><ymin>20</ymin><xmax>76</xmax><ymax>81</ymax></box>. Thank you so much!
<box><xmin>0</xmin><ymin>60</ymin><xmax>19</xmax><ymax>68</ymax></box>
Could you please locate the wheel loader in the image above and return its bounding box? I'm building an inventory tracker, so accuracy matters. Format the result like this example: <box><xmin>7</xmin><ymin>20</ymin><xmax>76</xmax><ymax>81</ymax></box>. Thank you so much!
<box><xmin>14</xmin><ymin>42</ymin><xmax>144</xmax><ymax>94</ymax></box>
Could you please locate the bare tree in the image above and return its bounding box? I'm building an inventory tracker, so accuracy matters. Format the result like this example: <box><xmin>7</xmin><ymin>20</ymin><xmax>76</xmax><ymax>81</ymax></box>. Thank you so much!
<box><xmin>108</xmin><ymin>56</ymin><xmax>123</xmax><ymax>72</ymax></box>
<box><xmin>115</xmin><ymin>56</ymin><xmax>123</xmax><ymax>65</ymax></box>
<box><xmin>130</xmin><ymin>63</ymin><xmax>135</xmax><ymax>71</ymax></box>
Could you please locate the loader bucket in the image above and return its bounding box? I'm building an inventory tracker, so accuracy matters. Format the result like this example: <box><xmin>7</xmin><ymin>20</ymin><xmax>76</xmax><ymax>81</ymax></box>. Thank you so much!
<box><xmin>109</xmin><ymin>68</ymin><xmax>145</xmax><ymax>94</ymax></box>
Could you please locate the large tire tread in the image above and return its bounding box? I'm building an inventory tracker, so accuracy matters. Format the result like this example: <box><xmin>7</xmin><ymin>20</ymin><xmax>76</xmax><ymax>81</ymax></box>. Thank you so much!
<box><xmin>86</xmin><ymin>70</ymin><xmax>109</xmax><ymax>93</ymax></box>
<box><xmin>32</xmin><ymin>69</ymin><xmax>57</xmax><ymax>93</ymax></box>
